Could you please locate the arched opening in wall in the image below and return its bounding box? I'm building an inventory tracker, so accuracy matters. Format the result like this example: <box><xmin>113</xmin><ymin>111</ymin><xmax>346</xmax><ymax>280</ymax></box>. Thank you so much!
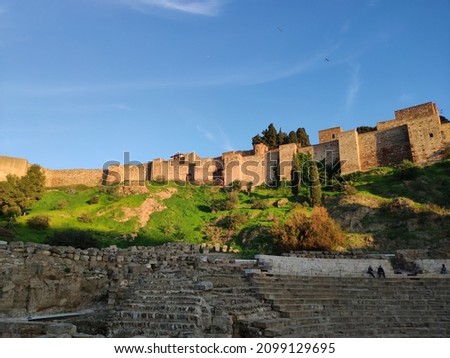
<box><xmin>332</xmin><ymin>134</ymin><xmax>336</xmax><ymax>139</ymax></box>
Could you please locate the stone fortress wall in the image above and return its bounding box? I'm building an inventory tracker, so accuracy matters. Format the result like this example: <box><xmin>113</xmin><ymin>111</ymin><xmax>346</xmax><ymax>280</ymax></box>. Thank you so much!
<box><xmin>1</xmin><ymin>241</ymin><xmax>449</xmax><ymax>338</ymax></box>
<box><xmin>0</xmin><ymin>156</ymin><xmax>29</xmax><ymax>181</ymax></box>
<box><xmin>1</xmin><ymin>102</ymin><xmax>449</xmax><ymax>188</ymax></box>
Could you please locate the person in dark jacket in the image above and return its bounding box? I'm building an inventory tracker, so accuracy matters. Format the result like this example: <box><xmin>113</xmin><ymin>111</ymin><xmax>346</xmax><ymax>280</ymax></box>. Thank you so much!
<box><xmin>377</xmin><ymin>265</ymin><xmax>385</xmax><ymax>278</ymax></box>
<box><xmin>367</xmin><ymin>266</ymin><xmax>375</xmax><ymax>278</ymax></box>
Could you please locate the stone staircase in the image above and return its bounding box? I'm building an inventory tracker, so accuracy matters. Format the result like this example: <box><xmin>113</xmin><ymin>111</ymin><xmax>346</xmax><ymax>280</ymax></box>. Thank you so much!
<box><xmin>247</xmin><ymin>274</ymin><xmax>450</xmax><ymax>338</ymax></box>
<box><xmin>107</xmin><ymin>260</ymin><xmax>278</xmax><ymax>338</ymax></box>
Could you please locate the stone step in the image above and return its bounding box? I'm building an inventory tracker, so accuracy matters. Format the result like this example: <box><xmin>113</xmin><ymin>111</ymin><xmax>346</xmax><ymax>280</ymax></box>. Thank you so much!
<box><xmin>256</xmin><ymin>290</ymin><xmax>438</xmax><ymax>301</ymax></box>
<box><xmin>278</xmin><ymin>307</ymin><xmax>441</xmax><ymax>319</ymax></box>
<box><xmin>271</xmin><ymin>298</ymin><xmax>438</xmax><ymax>310</ymax></box>
<box><xmin>264</xmin><ymin>316</ymin><xmax>446</xmax><ymax>337</ymax></box>
<box><xmin>250</xmin><ymin>318</ymin><xmax>291</xmax><ymax>330</ymax></box>
<box><xmin>121</xmin><ymin>296</ymin><xmax>203</xmax><ymax>304</ymax></box>
<box><xmin>117</xmin><ymin>311</ymin><xmax>202</xmax><ymax>321</ymax></box>
<box><xmin>120</xmin><ymin>303</ymin><xmax>201</xmax><ymax>312</ymax></box>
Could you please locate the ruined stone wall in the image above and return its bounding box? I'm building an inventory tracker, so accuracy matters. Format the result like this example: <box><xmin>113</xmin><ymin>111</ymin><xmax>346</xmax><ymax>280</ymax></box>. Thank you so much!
<box><xmin>336</xmin><ymin>130</ymin><xmax>361</xmax><ymax>174</ymax></box>
<box><xmin>44</xmin><ymin>169</ymin><xmax>104</xmax><ymax>187</ymax></box>
<box><xmin>0</xmin><ymin>241</ymin><xmax>203</xmax><ymax>317</ymax></box>
<box><xmin>0</xmin><ymin>156</ymin><xmax>29</xmax><ymax>181</ymax></box>
<box><xmin>376</xmin><ymin>102</ymin><xmax>443</xmax><ymax>165</ymax></box>
<box><xmin>148</xmin><ymin>158</ymin><xmax>165</xmax><ymax>181</ymax></box>
<box><xmin>358</xmin><ymin>125</ymin><xmax>412</xmax><ymax>171</ymax></box>
<box><xmin>357</xmin><ymin>131</ymin><xmax>378</xmax><ymax>171</ymax></box>
<box><xmin>256</xmin><ymin>254</ymin><xmax>395</xmax><ymax>277</ymax></box>
<box><xmin>107</xmin><ymin>164</ymin><xmax>148</xmax><ymax>185</ymax></box>
<box><xmin>222</xmin><ymin>151</ymin><xmax>244</xmax><ymax>186</ymax></box>
<box><xmin>318</xmin><ymin>127</ymin><xmax>342</xmax><ymax>144</ymax></box>
<box><xmin>406</xmin><ymin>116</ymin><xmax>443</xmax><ymax>164</ymax></box>
<box><xmin>148</xmin><ymin>155</ymin><xmax>220</xmax><ymax>184</ymax></box>
<box><xmin>0</xmin><ymin>241</ymin><xmax>111</xmax><ymax>317</ymax></box>
<box><xmin>221</xmin><ymin>147</ymin><xmax>273</xmax><ymax>187</ymax></box>
<box><xmin>442</xmin><ymin>122</ymin><xmax>450</xmax><ymax>145</ymax></box>
<box><xmin>148</xmin><ymin>159</ymin><xmax>188</xmax><ymax>182</ymax></box>
<box><xmin>3</xmin><ymin>103</ymin><xmax>446</xmax><ymax>186</ymax></box>
<box><xmin>395</xmin><ymin>102</ymin><xmax>439</xmax><ymax>121</ymax></box>
<box><xmin>278</xmin><ymin>143</ymin><xmax>298</xmax><ymax>181</ymax></box>
<box><xmin>312</xmin><ymin>140</ymin><xmax>339</xmax><ymax>164</ymax></box>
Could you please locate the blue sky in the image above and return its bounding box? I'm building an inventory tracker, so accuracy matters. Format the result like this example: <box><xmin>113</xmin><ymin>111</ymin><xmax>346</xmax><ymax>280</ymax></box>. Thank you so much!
<box><xmin>0</xmin><ymin>0</ymin><xmax>449</xmax><ymax>169</ymax></box>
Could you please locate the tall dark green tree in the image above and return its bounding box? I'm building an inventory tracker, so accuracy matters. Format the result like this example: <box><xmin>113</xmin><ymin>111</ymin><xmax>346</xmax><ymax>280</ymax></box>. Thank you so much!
<box><xmin>291</xmin><ymin>154</ymin><xmax>300</xmax><ymax>196</ymax></box>
<box><xmin>0</xmin><ymin>165</ymin><xmax>46</xmax><ymax>217</ymax></box>
<box><xmin>291</xmin><ymin>152</ymin><xmax>312</xmax><ymax>196</ymax></box>
<box><xmin>262</xmin><ymin>123</ymin><xmax>278</xmax><ymax>149</ymax></box>
<box><xmin>277</xmin><ymin>129</ymin><xmax>288</xmax><ymax>146</ymax></box>
<box><xmin>288</xmin><ymin>131</ymin><xmax>298</xmax><ymax>144</ymax></box>
<box><xmin>309</xmin><ymin>160</ymin><xmax>322</xmax><ymax>207</ymax></box>
<box><xmin>296</xmin><ymin>128</ymin><xmax>311</xmax><ymax>147</ymax></box>
<box><xmin>253</xmin><ymin>124</ymin><xmax>311</xmax><ymax>149</ymax></box>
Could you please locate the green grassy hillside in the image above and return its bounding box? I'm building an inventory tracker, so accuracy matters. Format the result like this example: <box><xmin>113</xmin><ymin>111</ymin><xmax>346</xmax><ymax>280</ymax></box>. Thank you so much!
<box><xmin>1</xmin><ymin>160</ymin><xmax>449</xmax><ymax>256</ymax></box>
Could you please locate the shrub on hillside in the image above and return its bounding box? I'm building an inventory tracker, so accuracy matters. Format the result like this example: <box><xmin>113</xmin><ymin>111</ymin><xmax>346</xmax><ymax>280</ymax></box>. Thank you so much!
<box><xmin>46</xmin><ymin>230</ymin><xmax>101</xmax><ymax>249</ymax></box>
<box><xmin>55</xmin><ymin>199</ymin><xmax>68</xmax><ymax>210</ymax></box>
<box><xmin>249</xmin><ymin>197</ymin><xmax>269</xmax><ymax>210</ymax></box>
<box><xmin>394</xmin><ymin>160</ymin><xmax>420</xmax><ymax>180</ymax></box>
<box><xmin>210</xmin><ymin>191</ymin><xmax>239</xmax><ymax>212</ymax></box>
<box><xmin>225</xmin><ymin>180</ymin><xmax>242</xmax><ymax>192</ymax></box>
<box><xmin>218</xmin><ymin>212</ymin><xmax>248</xmax><ymax>230</ymax></box>
<box><xmin>87</xmin><ymin>195</ymin><xmax>100</xmax><ymax>205</ymax></box>
<box><xmin>27</xmin><ymin>215</ymin><xmax>50</xmax><ymax>230</ymax></box>
<box><xmin>272</xmin><ymin>206</ymin><xmax>344</xmax><ymax>252</ymax></box>
<box><xmin>343</xmin><ymin>183</ymin><xmax>358</xmax><ymax>195</ymax></box>
<box><xmin>77</xmin><ymin>213</ymin><xmax>93</xmax><ymax>223</ymax></box>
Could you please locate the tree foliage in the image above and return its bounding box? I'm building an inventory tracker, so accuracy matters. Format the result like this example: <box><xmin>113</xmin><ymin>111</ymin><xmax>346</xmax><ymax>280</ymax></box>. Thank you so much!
<box><xmin>272</xmin><ymin>206</ymin><xmax>344</xmax><ymax>252</ymax></box>
<box><xmin>356</xmin><ymin>126</ymin><xmax>377</xmax><ymax>134</ymax></box>
<box><xmin>291</xmin><ymin>152</ymin><xmax>311</xmax><ymax>196</ymax></box>
<box><xmin>309</xmin><ymin>160</ymin><xmax>322</xmax><ymax>207</ymax></box>
<box><xmin>252</xmin><ymin>123</ymin><xmax>311</xmax><ymax>149</ymax></box>
<box><xmin>0</xmin><ymin>165</ymin><xmax>46</xmax><ymax>217</ymax></box>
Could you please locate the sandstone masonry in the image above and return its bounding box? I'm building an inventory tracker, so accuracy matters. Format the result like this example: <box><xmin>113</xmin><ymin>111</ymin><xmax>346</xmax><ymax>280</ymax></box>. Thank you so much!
<box><xmin>1</xmin><ymin>102</ymin><xmax>449</xmax><ymax>187</ymax></box>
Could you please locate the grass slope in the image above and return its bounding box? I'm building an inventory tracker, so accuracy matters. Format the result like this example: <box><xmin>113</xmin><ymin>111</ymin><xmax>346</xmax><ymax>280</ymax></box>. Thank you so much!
<box><xmin>1</xmin><ymin>160</ymin><xmax>449</xmax><ymax>255</ymax></box>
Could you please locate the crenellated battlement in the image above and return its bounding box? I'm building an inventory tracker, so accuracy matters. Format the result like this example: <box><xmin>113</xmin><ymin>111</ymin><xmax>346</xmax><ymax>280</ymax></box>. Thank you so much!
<box><xmin>1</xmin><ymin>102</ymin><xmax>449</xmax><ymax>187</ymax></box>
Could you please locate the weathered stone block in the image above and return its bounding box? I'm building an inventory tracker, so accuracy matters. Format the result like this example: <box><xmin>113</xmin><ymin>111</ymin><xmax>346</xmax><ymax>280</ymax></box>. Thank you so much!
<box><xmin>195</xmin><ymin>281</ymin><xmax>213</xmax><ymax>291</ymax></box>
<box><xmin>46</xmin><ymin>323</ymin><xmax>77</xmax><ymax>336</ymax></box>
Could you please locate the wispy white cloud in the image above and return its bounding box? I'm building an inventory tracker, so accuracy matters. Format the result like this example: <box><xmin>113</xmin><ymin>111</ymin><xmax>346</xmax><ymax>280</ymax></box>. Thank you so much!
<box><xmin>116</xmin><ymin>0</ymin><xmax>223</xmax><ymax>16</ymax></box>
<box><xmin>196</xmin><ymin>125</ymin><xmax>214</xmax><ymax>141</ymax></box>
<box><xmin>0</xmin><ymin>43</ymin><xmax>340</xmax><ymax>98</ymax></box>
<box><xmin>345</xmin><ymin>63</ymin><xmax>361</xmax><ymax>113</ymax></box>
<box><xmin>215</xmin><ymin>124</ymin><xmax>233</xmax><ymax>152</ymax></box>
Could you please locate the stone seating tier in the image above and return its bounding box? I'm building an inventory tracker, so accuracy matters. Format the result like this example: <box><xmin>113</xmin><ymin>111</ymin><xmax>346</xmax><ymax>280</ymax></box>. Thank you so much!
<box><xmin>248</xmin><ymin>274</ymin><xmax>450</xmax><ymax>338</ymax></box>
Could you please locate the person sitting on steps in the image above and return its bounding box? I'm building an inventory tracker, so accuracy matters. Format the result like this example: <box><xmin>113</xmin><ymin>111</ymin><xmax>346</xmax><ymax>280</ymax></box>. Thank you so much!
<box><xmin>440</xmin><ymin>264</ymin><xmax>448</xmax><ymax>274</ymax></box>
<box><xmin>367</xmin><ymin>265</ymin><xmax>375</xmax><ymax>278</ymax></box>
<box><xmin>377</xmin><ymin>265</ymin><xmax>385</xmax><ymax>278</ymax></box>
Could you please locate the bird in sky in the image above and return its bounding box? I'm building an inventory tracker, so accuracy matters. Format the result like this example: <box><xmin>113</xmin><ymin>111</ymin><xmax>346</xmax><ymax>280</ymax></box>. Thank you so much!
<box><xmin>325</xmin><ymin>58</ymin><xmax>330</xmax><ymax>62</ymax></box>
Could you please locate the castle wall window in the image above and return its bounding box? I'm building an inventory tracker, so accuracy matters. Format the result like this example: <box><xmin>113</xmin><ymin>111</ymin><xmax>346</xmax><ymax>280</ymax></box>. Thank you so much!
<box><xmin>429</xmin><ymin>133</ymin><xmax>434</xmax><ymax>138</ymax></box>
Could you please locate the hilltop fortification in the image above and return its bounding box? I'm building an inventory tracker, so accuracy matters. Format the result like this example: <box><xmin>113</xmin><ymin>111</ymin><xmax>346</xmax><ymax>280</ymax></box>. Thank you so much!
<box><xmin>1</xmin><ymin>102</ymin><xmax>449</xmax><ymax>187</ymax></box>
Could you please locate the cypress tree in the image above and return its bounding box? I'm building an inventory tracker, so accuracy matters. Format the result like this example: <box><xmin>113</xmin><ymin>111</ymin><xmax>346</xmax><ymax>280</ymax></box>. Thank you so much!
<box><xmin>288</xmin><ymin>131</ymin><xmax>298</xmax><ymax>144</ymax></box>
<box><xmin>296</xmin><ymin>127</ymin><xmax>311</xmax><ymax>147</ymax></box>
<box><xmin>309</xmin><ymin>159</ymin><xmax>322</xmax><ymax>207</ymax></box>
<box><xmin>291</xmin><ymin>154</ymin><xmax>300</xmax><ymax>196</ymax></box>
<box><xmin>263</xmin><ymin>123</ymin><xmax>278</xmax><ymax>149</ymax></box>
